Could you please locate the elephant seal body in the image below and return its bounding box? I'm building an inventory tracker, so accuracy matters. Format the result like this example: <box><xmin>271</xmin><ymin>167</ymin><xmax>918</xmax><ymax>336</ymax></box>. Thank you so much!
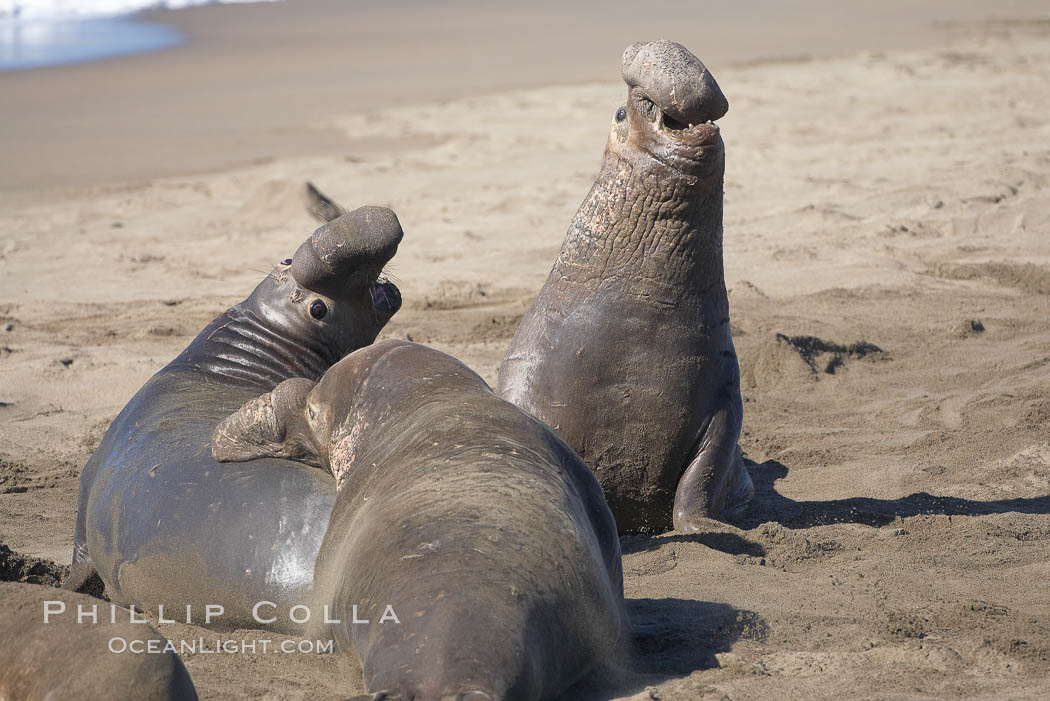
<box><xmin>69</xmin><ymin>207</ymin><xmax>404</xmax><ymax>631</ymax></box>
<box><xmin>0</xmin><ymin>583</ymin><xmax>198</xmax><ymax>700</ymax></box>
<box><xmin>497</xmin><ymin>41</ymin><xmax>753</xmax><ymax>534</ymax></box>
<box><xmin>213</xmin><ymin>341</ymin><xmax>626</xmax><ymax>700</ymax></box>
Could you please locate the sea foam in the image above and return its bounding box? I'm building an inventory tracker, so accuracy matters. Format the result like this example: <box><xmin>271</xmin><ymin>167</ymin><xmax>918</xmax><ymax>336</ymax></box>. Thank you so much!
<box><xmin>2</xmin><ymin>0</ymin><xmax>280</xmax><ymax>21</ymax></box>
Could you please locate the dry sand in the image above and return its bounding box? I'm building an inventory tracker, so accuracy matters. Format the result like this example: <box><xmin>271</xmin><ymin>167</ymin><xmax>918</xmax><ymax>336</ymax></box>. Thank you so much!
<box><xmin>2</xmin><ymin>5</ymin><xmax>1050</xmax><ymax>700</ymax></box>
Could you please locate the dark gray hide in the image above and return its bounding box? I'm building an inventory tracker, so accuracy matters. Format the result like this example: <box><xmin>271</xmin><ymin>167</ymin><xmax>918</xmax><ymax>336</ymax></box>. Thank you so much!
<box><xmin>498</xmin><ymin>41</ymin><xmax>752</xmax><ymax>534</ymax></box>
<box><xmin>214</xmin><ymin>341</ymin><xmax>627</xmax><ymax>700</ymax></box>
<box><xmin>68</xmin><ymin>207</ymin><xmax>403</xmax><ymax>631</ymax></box>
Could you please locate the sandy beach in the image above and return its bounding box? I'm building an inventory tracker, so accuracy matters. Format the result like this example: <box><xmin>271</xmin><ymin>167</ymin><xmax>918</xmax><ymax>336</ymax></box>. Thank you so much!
<box><xmin>0</xmin><ymin>0</ymin><xmax>1047</xmax><ymax>191</ymax></box>
<box><xmin>2</xmin><ymin>0</ymin><xmax>1050</xmax><ymax>698</ymax></box>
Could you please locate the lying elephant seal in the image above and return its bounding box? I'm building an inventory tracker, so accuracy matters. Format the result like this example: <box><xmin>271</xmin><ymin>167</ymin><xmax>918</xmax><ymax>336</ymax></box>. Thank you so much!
<box><xmin>68</xmin><ymin>206</ymin><xmax>404</xmax><ymax>631</ymax></box>
<box><xmin>497</xmin><ymin>41</ymin><xmax>752</xmax><ymax>534</ymax></box>
<box><xmin>213</xmin><ymin>340</ymin><xmax>627</xmax><ymax>700</ymax></box>
<box><xmin>0</xmin><ymin>583</ymin><xmax>197</xmax><ymax>700</ymax></box>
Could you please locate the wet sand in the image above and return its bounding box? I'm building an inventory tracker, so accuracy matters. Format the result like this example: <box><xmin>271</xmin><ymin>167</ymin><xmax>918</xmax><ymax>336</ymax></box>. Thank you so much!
<box><xmin>0</xmin><ymin>0</ymin><xmax>1047</xmax><ymax>191</ymax></box>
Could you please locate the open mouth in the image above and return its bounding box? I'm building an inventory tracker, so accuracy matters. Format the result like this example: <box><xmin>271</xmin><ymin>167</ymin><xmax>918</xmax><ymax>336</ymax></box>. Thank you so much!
<box><xmin>371</xmin><ymin>278</ymin><xmax>402</xmax><ymax>315</ymax></box>
<box><xmin>658</xmin><ymin>111</ymin><xmax>721</xmax><ymax>146</ymax></box>
<box><xmin>660</xmin><ymin>113</ymin><xmax>691</xmax><ymax>131</ymax></box>
<box><xmin>637</xmin><ymin>94</ymin><xmax>722</xmax><ymax>147</ymax></box>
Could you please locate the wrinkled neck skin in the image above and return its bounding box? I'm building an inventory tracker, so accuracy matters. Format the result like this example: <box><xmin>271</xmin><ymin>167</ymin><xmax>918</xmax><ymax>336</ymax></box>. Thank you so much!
<box><xmin>554</xmin><ymin>140</ymin><xmax>725</xmax><ymax>303</ymax></box>
<box><xmin>167</xmin><ymin>269</ymin><xmax>379</xmax><ymax>393</ymax></box>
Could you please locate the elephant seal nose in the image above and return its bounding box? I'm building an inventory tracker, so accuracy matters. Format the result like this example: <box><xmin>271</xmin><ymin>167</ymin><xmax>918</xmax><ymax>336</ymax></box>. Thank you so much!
<box><xmin>622</xmin><ymin>40</ymin><xmax>728</xmax><ymax>125</ymax></box>
<box><xmin>289</xmin><ymin>206</ymin><xmax>403</xmax><ymax>297</ymax></box>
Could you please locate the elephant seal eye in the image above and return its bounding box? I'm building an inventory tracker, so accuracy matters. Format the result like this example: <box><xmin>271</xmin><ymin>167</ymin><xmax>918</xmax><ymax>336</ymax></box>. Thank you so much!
<box><xmin>309</xmin><ymin>300</ymin><xmax>328</xmax><ymax>320</ymax></box>
<box><xmin>280</xmin><ymin>258</ymin><xmax>292</xmax><ymax>266</ymax></box>
<box><xmin>615</xmin><ymin>106</ymin><xmax>627</xmax><ymax>123</ymax></box>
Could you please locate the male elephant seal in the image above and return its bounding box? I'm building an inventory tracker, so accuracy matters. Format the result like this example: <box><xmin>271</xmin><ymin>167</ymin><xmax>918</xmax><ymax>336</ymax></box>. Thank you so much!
<box><xmin>0</xmin><ymin>583</ymin><xmax>198</xmax><ymax>700</ymax></box>
<box><xmin>68</xmin><ymin>206</ymin><xmax>404</xmax><ymax>631</ymax></box>
<box><xmin>497</xmin><ymin>41</ymin><xmax>752</xmax><ymax>534</ymax></box>
<box><xmin>213</xmin><ymin>340</ymin><xmax>627</xmax><ymax>701</ymax></box>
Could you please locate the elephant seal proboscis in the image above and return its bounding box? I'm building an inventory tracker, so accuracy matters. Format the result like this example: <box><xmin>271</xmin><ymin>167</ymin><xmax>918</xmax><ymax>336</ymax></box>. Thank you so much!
<box><xmin>497</xmin><ymin>40</ymin><xmax>753</xmax><ymax>534</ymax></box>
<box><xmin>68</xmin><ymin>206</ymin><xmax>404</xmax><ymax>631</ymax></box>
<box><xmin>0</xmin><ymin>583</ymin><xmax>198</xmax><ymax>700</ymax></box>
<box><xmin>212</xmin><ymin>340</ymin><xmax>627</xmax><ymax>701</ymax></box>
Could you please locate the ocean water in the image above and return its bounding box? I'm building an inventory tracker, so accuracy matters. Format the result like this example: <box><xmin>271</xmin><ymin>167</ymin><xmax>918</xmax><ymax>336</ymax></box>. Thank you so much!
<box><xmin>1</xmin><ymin>1</ymin><xmax>278</xmax><ymax>21</ymax></box>
<box><xmin>0</xmin><ymin>1</ymin><xmax>280</xmax><ymax>71</ymax></box>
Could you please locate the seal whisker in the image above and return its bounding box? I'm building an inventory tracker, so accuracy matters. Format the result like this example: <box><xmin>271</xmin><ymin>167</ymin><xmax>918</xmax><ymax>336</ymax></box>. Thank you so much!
<box><xmin>246</xmin><ymin>267</ymin><xmax>280</xmax><ymax>282</ymax></box>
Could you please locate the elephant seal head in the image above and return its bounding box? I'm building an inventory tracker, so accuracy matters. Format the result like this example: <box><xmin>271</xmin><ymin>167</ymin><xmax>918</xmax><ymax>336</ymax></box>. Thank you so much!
<box><xmin>236</xmin><ymin>206</ymin><xmax>404</xmax><ymax>376</ymax></box>
<box><xmin>609</xmin><ymin>40</ymin><xmax>728</xmax><ymax>177</ymax></box>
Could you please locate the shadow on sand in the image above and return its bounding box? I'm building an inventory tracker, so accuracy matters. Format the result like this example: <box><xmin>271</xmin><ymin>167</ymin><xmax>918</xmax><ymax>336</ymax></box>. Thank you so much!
<box><xmin>621</xmin><ymin>530</ymin><xmax>766</xmax><ymax>557</ymax></box>
<box><xmin>626</xmin><ymin>598</ymin><xmax>766</xmax><ymax>677</ymax></box>
<box><xmin>570</xmin><ymin>458</ymin><xmax>1050</xmax><ymax>698</ymax></box>
<box><xmin>732</xmin><ymin>458</ymin><xmax>1050</xmax><ymax>530</ymax></box>
<box><xmin>566</xmin><ymin>598</ymin><xmax>766</xmax><ymax>700</ymax></box>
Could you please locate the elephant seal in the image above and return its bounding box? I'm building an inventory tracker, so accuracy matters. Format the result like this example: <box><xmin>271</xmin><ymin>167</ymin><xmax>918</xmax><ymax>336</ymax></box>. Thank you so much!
<box><xmin>497</xmin><ymin>41</ymin><xmax>752</xmax><ymax>534</ymax></box>
<box><xmin>213</xmin><ymin>340</ymin><xmax>627</xmax><ymax>700</ymax></box>
<box><xmin>68</xmin><ymin>206</ymin><xmax>404</xmax><ymax>632</ymax></box>
<box><xmin>0</xmin><ymin>582</ymin><xmax>198</xmax><ymax>700</ymax></box>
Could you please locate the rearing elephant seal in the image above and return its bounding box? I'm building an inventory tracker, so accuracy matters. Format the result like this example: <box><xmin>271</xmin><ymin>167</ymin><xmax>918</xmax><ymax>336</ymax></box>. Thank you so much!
<box><xmin>69</xmin><ymin>206</ymin><xmax>404</xmax><ymax>631</ymax></box>
<box><xmin>213</xmin><ymin>340</ymin><xmax>627</xmax><ymax>700</ymax></box>
<box><xmin>497</xmin><ymin>41</ymin><xmax>752</xmax><ymax>534</ymax></box>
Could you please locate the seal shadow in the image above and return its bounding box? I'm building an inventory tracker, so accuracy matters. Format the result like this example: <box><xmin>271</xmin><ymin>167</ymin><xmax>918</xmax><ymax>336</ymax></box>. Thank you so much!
<box><xmin>732</xmin><ymin>458</ymin><xmax>1050</xmax><ymax>530</ymax></box>
<box><xmin>620</xmin><ymin>531</ymin><xmax>766</xmax><ymax>557</ymax></box>
<box><xmin>625</xmin><ymin>598</ymin><xmax>765</xmax><ymax>676</ymax></box>
<box><xmin>560</xmin><ymin>598</ymin><xmax>766</xmax><ymax>700</ymax></box>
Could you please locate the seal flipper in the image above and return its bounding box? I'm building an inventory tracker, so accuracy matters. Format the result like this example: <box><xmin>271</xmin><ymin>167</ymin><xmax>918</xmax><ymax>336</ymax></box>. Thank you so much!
<box><xmin>721</xmin><ymin>443</ymin><xmax>755</xmax><ymax>520</ymax></box>
<box><xmin>66</xmin><ymin>449</ymin><xmax>104</xmax><ymax>595</ymax></box>
<box><xmin>672</xmin><ymin>387</ymin><xmax>752</xmax><ymax>531</ymax></box>
<box><xmin>302</xmin><ymin>181</ymin><xmax>347</xmax><ymax>224</ymax></box>
<box><xmin>211</xmin><ymin>378</ymin><xmax>321</xmax><ymax>468</ymax></box>
<box><xmin>63</xmin><ymin>559</ymin><xmax>106</xmax><ymax>597</ymax></box>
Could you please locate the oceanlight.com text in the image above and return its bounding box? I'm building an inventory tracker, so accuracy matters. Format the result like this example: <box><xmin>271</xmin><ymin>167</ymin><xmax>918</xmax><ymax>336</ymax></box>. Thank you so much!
<box><xmin>106</xmin><ymin>637</ymin><xmax>335</xmax><ymax>655</ymax></box>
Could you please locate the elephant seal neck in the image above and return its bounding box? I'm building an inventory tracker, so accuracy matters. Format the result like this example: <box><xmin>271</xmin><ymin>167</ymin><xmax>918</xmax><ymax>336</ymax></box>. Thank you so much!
<box><xmin>553</xmin><ymin>151</ymin><xmax>724</xmax><ymax>303</ymax></box>
<box><xmin>169</xmin><ymin>305</ymin><xmax>340</xmax><ymax>391</ymax></box>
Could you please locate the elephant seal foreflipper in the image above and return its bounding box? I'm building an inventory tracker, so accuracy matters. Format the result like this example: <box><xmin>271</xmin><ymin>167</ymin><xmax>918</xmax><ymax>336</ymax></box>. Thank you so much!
<box><xmin>213</xmin><ymin>340</ymin><xmax>627</xmax><ymax>700</ymax></box>
<box><xmin>0</xmin><ymin>583</ymin><xmax>198</xmax><ymax>700</ymax></box>
<box><xmin>68</xmin><ymin>206</ymin><xmax>404</xmax><ymax>631</ymax></box>
<box><xmin>497</xmin><ymin>41</ymin><xmax>753</xmax><ymax>534</ymax></box>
